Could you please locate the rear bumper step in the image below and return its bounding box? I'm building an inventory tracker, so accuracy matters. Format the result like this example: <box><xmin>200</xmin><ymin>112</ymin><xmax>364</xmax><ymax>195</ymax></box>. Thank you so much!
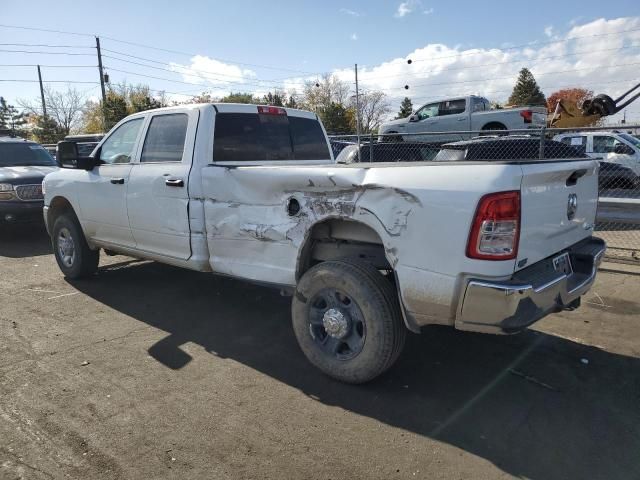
<box><xmin>457</xmin><ymin>237</ymin><xmax>606</xmax><ymax>334</ymax></box>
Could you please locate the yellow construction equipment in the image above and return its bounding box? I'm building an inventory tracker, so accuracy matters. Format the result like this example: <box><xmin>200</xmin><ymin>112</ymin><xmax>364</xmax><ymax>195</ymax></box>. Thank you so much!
<box><xmin>548</xmin><ymin>81</ymin><xmax>640</xmax><ymax>128</ymax></box>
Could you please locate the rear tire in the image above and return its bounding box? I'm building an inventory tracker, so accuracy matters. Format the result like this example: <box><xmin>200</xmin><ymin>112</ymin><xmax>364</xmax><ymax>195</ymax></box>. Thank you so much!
<box><xmin>292</xmin><ymin>258</ymin><xmax>406</xmax><ymax>384</ymax></box>
<box><xmin>52</xmin><ymin>213</ymin><xmax>99</xmax><ymax>279</ymax></box>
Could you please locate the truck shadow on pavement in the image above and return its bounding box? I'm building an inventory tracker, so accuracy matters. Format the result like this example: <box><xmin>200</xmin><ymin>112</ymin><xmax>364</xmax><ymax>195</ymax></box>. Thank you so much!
<box><xmin>69</xmin><ymin>260</ymin><xmax>640</xmax><ymax>480</ymax></box>
<box><xmin>0</xmin><ymin>223</ymin><xmax>51</xmax><ymax>258</ymax></box>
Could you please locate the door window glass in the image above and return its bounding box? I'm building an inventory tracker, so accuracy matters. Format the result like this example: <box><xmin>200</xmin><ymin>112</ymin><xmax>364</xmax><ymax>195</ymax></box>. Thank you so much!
<box><xmin>416</xmin><ymin>103</ymin><xmax>439</xmax><ymax>120</ymax></box>
<box><xmin>141</xmin><ymin>114</ymin><xmax>189</xmax><ymax>163</ymax></box>
<box><xmin>99</xmin><ymin>118</ymin><xmax>144</xmax><ymax>164</ymax></box>
<box><xmin>439</xmin><ymin>99</ymin><xmax>466</xmax><ymax>116</ymax></box>
<box><xmin>593</xmin><ymin>136</ymin><xmax>616</xmax><ymax>153</ymax></box>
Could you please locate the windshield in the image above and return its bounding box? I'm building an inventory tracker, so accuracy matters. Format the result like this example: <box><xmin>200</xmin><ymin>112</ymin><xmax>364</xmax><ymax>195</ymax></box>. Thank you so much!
<box><xmin>0</xmin><ymin>143</ymin><xmax>57</xmax><ymax>167</ymax></box>
<box><xmin>618</xmin><ymin>133</ymin><xmax>640</xmax><ymax>148</ymax></box>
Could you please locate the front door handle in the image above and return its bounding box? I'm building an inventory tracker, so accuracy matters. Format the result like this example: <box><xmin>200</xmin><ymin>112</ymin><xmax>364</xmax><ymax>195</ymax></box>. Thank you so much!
<box><xmin>165</xmin><ymin>178</ymin><xmax>184</xmax><ymax>187</ymax></box>
<box><xmin>110</xmin><ymin>177</ymin><xmax>125</xmax><ymax>185</ymax></box>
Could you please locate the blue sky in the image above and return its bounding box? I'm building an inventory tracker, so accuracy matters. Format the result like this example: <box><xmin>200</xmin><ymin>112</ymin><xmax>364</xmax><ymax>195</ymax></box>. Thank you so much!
<box><xmin>2</xmin><ymin>0</ymin><xmax>640</xmax><ymax>122</ymax></box>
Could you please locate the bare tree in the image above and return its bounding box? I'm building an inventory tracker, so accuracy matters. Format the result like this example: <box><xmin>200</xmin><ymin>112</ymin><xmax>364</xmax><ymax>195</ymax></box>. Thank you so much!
<box><xmin>302</xmin><ymin>74</ymin><xmax>351</xmax><ymax>112</ymax></box>
<box><xmin>350</xmin><ymin>91</ymin><xmax>391</xmax><ymax>133</ymax></box>
<box><xmin>19</xmin><ymin>85</ymin><xmax>85</xmax><ymax>135</ymax></box>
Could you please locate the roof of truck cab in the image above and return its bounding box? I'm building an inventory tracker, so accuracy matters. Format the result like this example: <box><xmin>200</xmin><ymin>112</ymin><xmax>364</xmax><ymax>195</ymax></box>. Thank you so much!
<box><xmin>133</xmin><ymin>103</ymin><xmax>317</xmax><ymax>119</ymax></box>
<box><xmin>0</xmin><ymin>136</ymin><xmax>35</xmax><ymax>144</ymax></box>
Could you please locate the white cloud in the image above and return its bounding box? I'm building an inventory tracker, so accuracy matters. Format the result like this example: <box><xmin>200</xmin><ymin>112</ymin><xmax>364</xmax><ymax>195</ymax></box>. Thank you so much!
<box><xmin>423</xmin><ymin>7</ymin><xmax>434</xmax><ymax>15</ymax></box>
<box><xmin>544</xmin><ymin>25</ymin><xmax>554</xmax><ymax>37</ymax></box>
<box><xmin>340</xmin><ymin>8</ymin><xmax>362</xmax><ymax>17</ymax></box>
<box><xmin>323</xmin><ymin>16</ymin><xmax>640</xmax><ymax>123</ymax></box>
<box><xmin>351</xmin><ymin>33</ymin><xmax>358</xmax><ymax>41</ymax></box>
<box><xmin>169</xmin><ymin>55</ymin><xmax>258</xmax><ymax>97</ymax></box>
<box><xmin>170</xmin><ymin>17</ymin><xmax>640</xmax><ymax>124</ymax></box>
<box><xmin>395</xmin><ymin>0</ymin><xmax>418</xmax><ymax>18</ymax></box>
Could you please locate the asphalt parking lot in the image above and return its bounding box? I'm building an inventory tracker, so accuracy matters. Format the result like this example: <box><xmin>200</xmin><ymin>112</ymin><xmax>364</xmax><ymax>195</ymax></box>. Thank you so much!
<box><xmin>1</xmin><ymin>224</ymin><xmax>639</xmax><ymax>480</ymax></box>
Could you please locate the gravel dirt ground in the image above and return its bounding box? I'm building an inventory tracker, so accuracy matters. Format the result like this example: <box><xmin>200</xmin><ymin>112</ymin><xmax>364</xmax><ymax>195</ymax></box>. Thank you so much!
<box><xmin>1</xmin><ymin>223</ymin><xmax>639</xmax><ymax>480</ymax></box>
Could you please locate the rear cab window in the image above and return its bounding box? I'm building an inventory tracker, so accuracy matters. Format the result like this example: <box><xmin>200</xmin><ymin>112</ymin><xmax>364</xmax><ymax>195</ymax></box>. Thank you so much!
<box><xmin>213</xmin><ymin>108</ymin><xmax>331</xmax><ymax>163</ymax></box>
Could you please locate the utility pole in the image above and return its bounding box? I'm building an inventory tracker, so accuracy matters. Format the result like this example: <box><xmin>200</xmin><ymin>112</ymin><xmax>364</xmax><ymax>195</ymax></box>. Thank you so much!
<box><xmin>37</xmin><ymin>65</ymin><xmax>47</xmax><ymax>118</ymax></box>
<box><xmin>96</xmin><ymin>36</ymin><xmax>107</xmax><ymax>129</ymax></box>
<box><xmin>354</xmin><ymin>63</ymin><xmax>361</xmax><ymax>149</ymax></box>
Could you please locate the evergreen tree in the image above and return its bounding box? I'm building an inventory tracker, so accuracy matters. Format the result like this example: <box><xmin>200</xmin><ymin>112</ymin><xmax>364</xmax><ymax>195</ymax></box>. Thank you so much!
<box><xmin>220</xmin><ymin>92</ymin><xmax>258</xmax><ymax>104</ymax></box>
<box><xmin>285</xmin><ymin>95</ymin><xmax>298</xmax><ymax>109</ymax></box>
<box><xmin>395</xmin><ymin>97</ymin><xmax>413</xmax><ymax>119</ymax></box>
<box><xmin>262</xmin><ymin>91</ymin><xmax>285</xmax><ymax>106</ymax></box>
<box><xmin>0</xmin><ymin>97</ymin><xmax>9</xmax><ymax>131</ymax></box>
<box><xmin>0</xmin><ymin>97</ymin><xmax>27</xmax><ymax>136</ymax></box>
<box><xmin>32</xmin><ymin>115</ymin><xmax>65</xmax><ymax>143</ymax></box>
<box><xmin>508</xmin><ymin>68</ymin><xmax>546</xmax><ymax>106</ymax></box>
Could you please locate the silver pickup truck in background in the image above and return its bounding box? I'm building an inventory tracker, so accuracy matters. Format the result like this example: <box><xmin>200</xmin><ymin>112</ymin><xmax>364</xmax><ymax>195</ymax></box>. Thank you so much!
<box><xmin>379</xmin><ymin>95</ymin><xmax>547</xmax><ymax>142</ymax></box>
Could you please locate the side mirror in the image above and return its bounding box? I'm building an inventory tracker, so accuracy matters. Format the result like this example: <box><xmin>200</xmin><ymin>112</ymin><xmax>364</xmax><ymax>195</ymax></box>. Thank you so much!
<box><xmin>614</xmin><ymin>143</ymin><xmax>634</xmax><ymax>155</ymax></box>
<box><xmin>409</xmin><ymin>114</ymin><xmax>419</xmax><ymax>122</ymax></box>
<box><xmin>56</xmin><ymin>141</ymin><xmax>97</xmax><ymax>170</ymax></box>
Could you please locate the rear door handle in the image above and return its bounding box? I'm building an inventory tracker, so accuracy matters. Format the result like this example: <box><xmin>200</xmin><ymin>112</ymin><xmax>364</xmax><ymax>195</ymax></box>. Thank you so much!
<box><xmin>165</xmin><ymin>178</ymin><xmax>184</xmax><ymax>187</ymax></box>
<box><xmin>110</xmin><ymin>178</ymin><xmax>125</xmax><ymax>185</ymax></box>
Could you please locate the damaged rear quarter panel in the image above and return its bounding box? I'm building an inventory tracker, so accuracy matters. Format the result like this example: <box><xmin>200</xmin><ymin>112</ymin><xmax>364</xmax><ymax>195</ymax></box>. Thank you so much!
<box><xmin>200</xmin><ymin>163</ymin><xmax>522</xmax><ymax>325</ymax></box>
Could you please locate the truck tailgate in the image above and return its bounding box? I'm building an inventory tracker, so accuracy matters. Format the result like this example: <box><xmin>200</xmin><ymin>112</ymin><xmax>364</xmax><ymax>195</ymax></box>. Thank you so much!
<box><xmin>517</xmin><ymin>159</ymin><xmax>598</xmax><ymax>271</ymax></box>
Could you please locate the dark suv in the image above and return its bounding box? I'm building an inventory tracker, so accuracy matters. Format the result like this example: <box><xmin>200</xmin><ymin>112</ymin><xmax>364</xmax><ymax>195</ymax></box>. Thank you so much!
<box><xmin>0</xmin><ymin>137</ymin><xmax>58</xmax><ymax>223</ymax></box>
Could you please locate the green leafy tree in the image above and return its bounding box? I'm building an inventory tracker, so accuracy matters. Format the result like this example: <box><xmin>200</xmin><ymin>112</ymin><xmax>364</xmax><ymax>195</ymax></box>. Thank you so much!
<box><xmin>508</xmin><ymin>68</ymin><xmax>546</xmax><ymax>106</ymax></box>
<box><xmin>220</xmin><ymin>92</ymin><xmax>258</xmax><ymax>104</ymax></box>
<box><xmin>395</xmin><ymin>97</ymin><xmax>413</xmax><ymax>119</ymax></box>
<box><xmin>128</xmin><ymin>85</ymin><xmax>163</xmax><ymax>113</ymax></box>
<box><xmin>103</xmin><ymin>88</ymin><xmax>128</xmax><ymax>130</ymax></box>
<box><xmin>318</xmin><ymin>102</ymin><xmax>355</xmax><ymax>134</ymax></box>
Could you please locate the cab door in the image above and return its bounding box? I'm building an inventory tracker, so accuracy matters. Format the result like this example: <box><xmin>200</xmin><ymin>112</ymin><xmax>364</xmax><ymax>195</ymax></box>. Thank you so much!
<box><xmin>593</xmin><ymin>134</ymin><xmax>639</xmax><ymax>174</ymax></box>
<box><xmin>126</xmin><ymin>110</ymin><xmax>197</xmax><ymax>260</ymax></box>
<box><xmin>76</xmin><ymin>117</ymin><xmax>145</xmax><ymax>248</ymax></box>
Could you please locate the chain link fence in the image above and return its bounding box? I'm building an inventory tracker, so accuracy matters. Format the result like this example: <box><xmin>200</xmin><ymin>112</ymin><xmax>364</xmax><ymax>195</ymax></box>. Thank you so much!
<box><xmin>328</xmin><ymin>125</ymin><xmax>640</xmax><ymax>263</ymax></box>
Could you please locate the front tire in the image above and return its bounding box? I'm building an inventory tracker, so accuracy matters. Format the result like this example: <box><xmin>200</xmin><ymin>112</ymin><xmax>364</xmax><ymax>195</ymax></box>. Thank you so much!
<box><xmin>292</xmin><ymin>259</ymin><xmax>406</xmax><ymax>384</ymax></box>
<box><xmin>52</xmin><ymin>213</ymin><xmax>99</xmax><ymax>279</ymax></box>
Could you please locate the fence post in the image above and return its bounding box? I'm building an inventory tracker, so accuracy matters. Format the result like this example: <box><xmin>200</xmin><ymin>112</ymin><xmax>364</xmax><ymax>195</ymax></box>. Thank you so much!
<box><xmin>539</xmin><ymin>126</ymin><xmax>546</xmax><ymax>159</ymax></box>
<box><xmin>370</xmin><ymin>132</ymin><xmax>374</xmax><ymax>162</ymax></box>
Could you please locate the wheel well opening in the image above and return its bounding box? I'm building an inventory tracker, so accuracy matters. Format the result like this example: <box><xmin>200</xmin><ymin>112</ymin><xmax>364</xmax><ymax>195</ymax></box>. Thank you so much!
<box><xmin>48</xmin><ymin>196</ymin><xmax>75</xmax><ymax>227</ymax></box>
<box><xmin>296</xmin><ymin>219</ymin><xmax>392</xmax><ymax>281</ymax></box>
<box><xmin>481</xmin><ymin>122</ymin><xmax>507</xmax><ymax>130</ymax></box>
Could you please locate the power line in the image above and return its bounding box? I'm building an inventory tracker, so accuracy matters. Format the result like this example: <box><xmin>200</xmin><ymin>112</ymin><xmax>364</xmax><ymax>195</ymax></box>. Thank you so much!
<box><xmin>358</xmin><ymin>44</ymin><xmax>640</xmax><ymax>81</ymax></box>
<box><xmin>0</xmin><ymin>79</ymin><xmax>99</xmax><ymax>84</ymax></box>
<box><xmin>0</xmin><ymin>48</ymin><xmax>94</xmax><ymax>56</ymax></box>
<box><xmin>371</xmin><ymin>61</ymin><xmax>640</xmax><ymax>91</ymax></box>
<box><xmin>102</xmin><ymin>54</ymin><xmax>307</xmax><ymax>91</ymax></box>
<box><xmin>0</xmin><ymin>64</ymin><xmax>96</xmax><ymax>68</ymax></box>
<box><xmin>102</xmin><ymin>49</ymin><xmax>306</xmax><ymax>85</ymax></box>
<box><xmin>0</xmin><ymin>42</ymin><xmax>93</xmax><ymax>48</ymax></box>
<box><xmin>408</xmin><ymin>26</ymin><xmax>640</xmax><ymax>64</ymax></box>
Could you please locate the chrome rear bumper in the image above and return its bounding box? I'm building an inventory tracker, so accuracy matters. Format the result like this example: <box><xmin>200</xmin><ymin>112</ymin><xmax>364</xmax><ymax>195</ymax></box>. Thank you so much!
<box><xmin>457</xmin><ymin>237</ymin><xmax>606</xmax><ymax>334</ymax></box>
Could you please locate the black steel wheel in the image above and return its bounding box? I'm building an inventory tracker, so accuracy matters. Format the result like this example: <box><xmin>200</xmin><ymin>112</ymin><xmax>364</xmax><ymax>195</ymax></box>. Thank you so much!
<box><xmin>292</xmin><ymin>258</ymin><xmax>406</xmax><ymax>384</ymax></box>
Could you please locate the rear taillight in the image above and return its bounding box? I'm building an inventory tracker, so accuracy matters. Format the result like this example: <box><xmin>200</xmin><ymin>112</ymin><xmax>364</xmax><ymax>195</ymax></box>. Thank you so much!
<box><xmin>257</xmin><ymin>105</ymin><xmax>287</xmax><ymax>115</ymax></box>
<box><xmin>520</xmin><ymin>110</ymin><xmax>532</xmax><ymax>123</ymax></box>
<box><xmin>466</xmin><ymin>191</ymin><xmax>520</xmax><ymax>260</ymax></box>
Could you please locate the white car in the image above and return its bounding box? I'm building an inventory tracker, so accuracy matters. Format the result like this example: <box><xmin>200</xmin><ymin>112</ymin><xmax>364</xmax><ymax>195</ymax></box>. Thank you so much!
<box><xmin>379</xmin><ymin>95</ymin><xmax>547</xmax><ymax>143</ymax></box>
<box><xmin>554</xmin><ymin>131</ymin><xmax>640</xmax><ymax>175</ymax></box>
<box><xmin>44</xmin><ymin>103</ymin><xmax>604</xmax><ymax>383</ymax></box>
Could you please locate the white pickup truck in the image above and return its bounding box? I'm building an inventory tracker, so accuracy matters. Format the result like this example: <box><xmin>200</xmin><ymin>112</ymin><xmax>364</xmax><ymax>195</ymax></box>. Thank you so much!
<box><xmin>45</xmin><ymin>103</ymin><xmax>605</xmax><ymax>383</ymax></box>
<box><xmin>379</xmin><ymin>95</ymin><xmax>547</xmax><ymax>142</ymax></box>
